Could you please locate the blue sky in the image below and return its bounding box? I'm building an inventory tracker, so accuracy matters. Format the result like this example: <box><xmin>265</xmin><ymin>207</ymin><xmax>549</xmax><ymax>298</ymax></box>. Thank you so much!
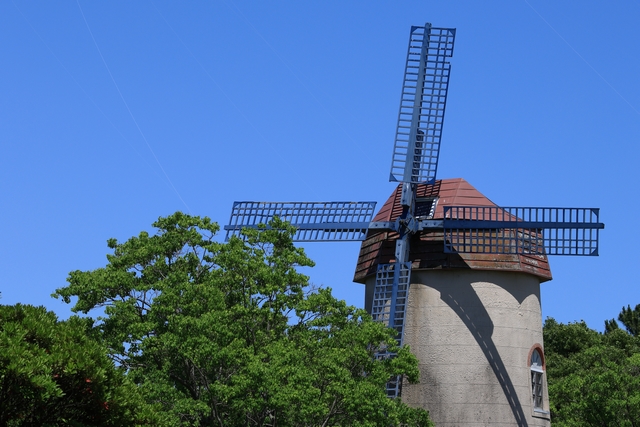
<box><xmin>1</xmin><ymin>1</ymin><xmax>638</xmax><ymax>331</ymax></box>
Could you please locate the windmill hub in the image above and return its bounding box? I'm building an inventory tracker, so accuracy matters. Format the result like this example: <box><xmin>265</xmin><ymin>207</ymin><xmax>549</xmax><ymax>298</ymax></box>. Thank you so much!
<box><xmin>396</xmin><ymin>215</ymin><xmax>418</xmax><ymax>235</ymax></box>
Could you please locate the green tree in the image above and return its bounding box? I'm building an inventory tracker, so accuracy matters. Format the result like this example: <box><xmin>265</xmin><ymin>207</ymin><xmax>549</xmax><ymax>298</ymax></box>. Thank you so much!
<box><xmin>53</xmin><ymin>212</ymin><xmax>431</xmax><ymax>427</ymax></box>
<box><xmin>605</xmin><ymin>304</ymin><xmax>640</xmax><ymax>337</ymax></box>
<box><xmin>0</xmin><ymin>304</ymin><xmax>159</xmax><ymax>426</ymax></box>
<box><xmin>544</xmin><ymin>317</ymin><xmax>640</xmax><ymax>427</ymax></box>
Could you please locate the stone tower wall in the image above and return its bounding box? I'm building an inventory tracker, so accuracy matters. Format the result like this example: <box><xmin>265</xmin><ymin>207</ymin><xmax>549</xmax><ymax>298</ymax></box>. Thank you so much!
<box><xmin>367</xmin><ymin>269</ymin><xmax>551</xmax><ymax>426</ymax></box>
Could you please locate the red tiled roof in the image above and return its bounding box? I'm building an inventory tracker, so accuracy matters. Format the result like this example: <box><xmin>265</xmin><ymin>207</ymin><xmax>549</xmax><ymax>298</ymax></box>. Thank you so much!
<box><xmin>353</xmin><ymin>178</ymin><xmax>552</xmax><ymax>283</ymax></box>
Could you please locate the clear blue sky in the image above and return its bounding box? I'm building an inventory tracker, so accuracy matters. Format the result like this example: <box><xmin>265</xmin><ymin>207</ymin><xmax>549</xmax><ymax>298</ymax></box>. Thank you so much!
<box><xmin>2</xmin><ymin>1</ymin><xmax>638</xmax><ymax>331</ymax></box>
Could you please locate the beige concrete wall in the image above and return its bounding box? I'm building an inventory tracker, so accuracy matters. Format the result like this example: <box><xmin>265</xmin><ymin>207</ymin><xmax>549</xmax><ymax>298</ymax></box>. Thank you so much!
<box><xmin>366</xmin><ymin>269</ymin><xmax>551</xmax><ymax>426</ymax></box>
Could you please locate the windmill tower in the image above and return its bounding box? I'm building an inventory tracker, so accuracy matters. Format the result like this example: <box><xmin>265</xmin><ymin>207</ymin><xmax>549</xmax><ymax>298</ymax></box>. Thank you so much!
<box><xmin>226</xmin><ymin>24</ymin><xmax>604</xmax><ymax>426</ymax></box>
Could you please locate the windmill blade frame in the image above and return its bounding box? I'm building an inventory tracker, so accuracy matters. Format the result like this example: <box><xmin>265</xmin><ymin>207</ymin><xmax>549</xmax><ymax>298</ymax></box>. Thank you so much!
<box><xmin>224</xmin><ymin>201</ymin><xmax>377</xmax><ymax>242</ymax></box>
<box><xmin>390</xmin><ymin>24</ymin><xmax>456</xmax><ymax>185</ymax></box>
<box><xmin>442</xmin><ymin>206</ymin><xmax>604</xmax><ymax>256</ymax></box>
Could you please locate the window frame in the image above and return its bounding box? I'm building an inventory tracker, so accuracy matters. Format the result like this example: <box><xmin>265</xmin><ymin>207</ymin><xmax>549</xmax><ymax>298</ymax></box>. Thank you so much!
<box><xmin>528</xmin><ymin>345</ymin><xmax>550</xmax><ymax>418</ymax></box>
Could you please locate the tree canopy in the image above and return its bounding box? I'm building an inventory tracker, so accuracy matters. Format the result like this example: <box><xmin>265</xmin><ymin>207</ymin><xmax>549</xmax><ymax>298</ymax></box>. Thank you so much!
<box><xmin>605</xmin><ymin>304</ymin><xmax>640</xmax><ymax>337</ymax></box>
<box><xmin>53</xmin><ymin>212</ymin><xmax>431</xmax><ymax>426</ymax></box>
<box><xmin>0</xmin><ymin>304</ymin><xmax>157</xmax><ymax>426</ymax></box>
<box><xmin>544</xmin><ymin>310</ymin><xmax>640</xmax><ymax>427</ymax></box>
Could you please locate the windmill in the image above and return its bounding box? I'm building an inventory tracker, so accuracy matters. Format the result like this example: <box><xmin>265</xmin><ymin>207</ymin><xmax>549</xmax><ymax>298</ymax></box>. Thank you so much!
<box><xmin>225</xmin><ymin>23</ymin><xmax>604</xmax><ymax>425</ymax></box>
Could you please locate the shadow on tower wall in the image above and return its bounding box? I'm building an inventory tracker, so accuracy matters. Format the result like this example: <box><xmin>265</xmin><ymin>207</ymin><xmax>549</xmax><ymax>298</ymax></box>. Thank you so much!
<box><xmin>435</xmin><ymin>282</ymin><xmax>529</xmax><ymax>427</ymax></box>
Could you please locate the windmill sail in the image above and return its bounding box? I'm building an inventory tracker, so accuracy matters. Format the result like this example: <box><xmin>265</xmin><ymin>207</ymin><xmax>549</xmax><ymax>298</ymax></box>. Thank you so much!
<box><xmin>224</xmin><ymin>201</ymin><xmax>377</xmax><ymax>241</ymax></box>
<box><xmin>390</xmin><ymin>24</ymin><xmax>456</xmax><ymax>184</ymax></box>
<box><xmin>443</xmin><ymin>206</ymin><xmax>604</xmax><ymax>256</ymax></box>
<box><xmin>371</xmin><ymin>262</ymin><xmax>411</xmax><ymax>398</ymax></box>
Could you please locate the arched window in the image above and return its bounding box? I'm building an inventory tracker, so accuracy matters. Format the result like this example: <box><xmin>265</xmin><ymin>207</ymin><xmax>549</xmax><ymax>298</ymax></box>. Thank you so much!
<box><xmin>530</xmin><ymin>349</ymin><xmax>544</xmax><ymax>410</ymax></box>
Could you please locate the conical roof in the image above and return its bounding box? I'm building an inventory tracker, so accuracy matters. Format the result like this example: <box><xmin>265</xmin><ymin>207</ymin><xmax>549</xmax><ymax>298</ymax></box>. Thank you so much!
<box><xmin>353</xmin><ymin>178</ymin><xmax>552</xmax><ymax>283</ymax></box>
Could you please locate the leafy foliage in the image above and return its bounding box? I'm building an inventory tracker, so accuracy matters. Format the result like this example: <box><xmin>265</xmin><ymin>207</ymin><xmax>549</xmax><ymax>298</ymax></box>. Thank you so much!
<box><xmin>605</xmin><ymin>304</ymin><xmax>640</xmax><ymax>337</ymax></box>
<box><xmin>544</xmin><ymin>315</ymin><xmax>640</xmax><ymax>426</ymax></box>
<box><xmin>53</xmin><ymin>212</ymin><xmax>432</xmax><ymax>426</ymax></box>
<box><xmin>0</xmin><ymin>304</ymin><xmax>158</xmax><ymax>426</ymax></box>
